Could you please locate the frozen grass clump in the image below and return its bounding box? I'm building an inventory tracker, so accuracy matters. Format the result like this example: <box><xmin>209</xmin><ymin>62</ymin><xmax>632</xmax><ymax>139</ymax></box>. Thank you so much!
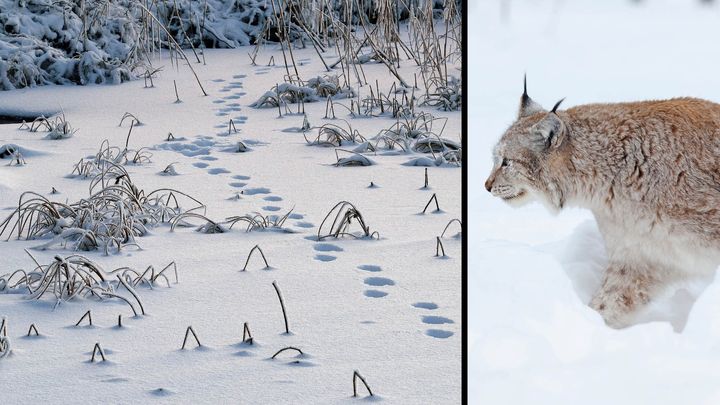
<box><xmin>0</xmin><ymin>251</ymin><xmax>176</xmax><ymax>313</ymax></box>
<box><xmin>250</xmin><ymin>83</ymin><xmax>316</xmax><ymax>108</ymax></box>
<box><xmin>305</xmin><ymin>75</ymin><xmax>354</xmax><ymax>99</ymax></box>
<box><xmin>171</xmin><ymin>209</ymin><xmax>294</xmax><ymax>233</ymax></box>
<box><xmin>422</xmin><ymin>76</ymin><xmax>462</xmax><ymax>111</ymax></box>
<box><xmin>353</xmin><ymin>81</ymin><xmax>418</xmax><ymax>118</ymax></box>
<box><xmin>0</xmin><ymin>143</ymin><xmax>26</xmax><ymax>165</ymax></box>
<box><xmin>159</xmin><ymin>163</ymin><xmax>180</xmax><ymax>176</ymax></box>
<box><xmin>19</xmin><ymin>113</ymin><xmax>77</xmax><ymax>139</ymax></box>
<box><xmin>370</xmin><ymin>112</ymin><xmax>462</xmax><ymax>165</ymax></box>
<box><xmin>0</xmin><ymin>162</ymin><xmax>204</xmax><ymax>254</ymax></box>
<box><xmin>317</xmin><ymin>201</ymin><xmax>378</xmax><ymax>240</ymax></box>
<box><xmin>305</xmin><ymin>120</ymin><xmax>367</xmax><ymax>147</ymax></box>
<box><xmin>171</xmin><ymin>213</ymin><xmax>227</xmax><ymax>234</ymax></box>
<box><xmin>413</xmin><ymin>137</ymin><xmax>461</xmax><ymax>154</ymax></box>
<box><xmin>71</xmin><ymin>130</ymin><xmax>153</xmax><ymax>179</ymax></box>
<box><xmin>226</xmin><ymin>209</ymin><xmax>294</xmax><ymax>233</ymax></box>
<box><xmin>0</xmin><ymin>335</ymin><xmax>10</xmax><ymax>360</ymax></box>
<box><xmin>251</xmin><ymin>77</ymin><xmax>354</xmax><ymax>109</ymax></box>
<box><xmin>334</xmin><ymin>150</ymin><xmax>374</xmax><ymax>167</ymax></box>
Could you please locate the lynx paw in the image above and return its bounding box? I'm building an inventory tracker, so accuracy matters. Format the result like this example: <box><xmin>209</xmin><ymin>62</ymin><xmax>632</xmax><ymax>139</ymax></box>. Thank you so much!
<box><xmin>589</xmin><ymin>294</ymin><xmax>635</xmax><ymax>329</ymax></box>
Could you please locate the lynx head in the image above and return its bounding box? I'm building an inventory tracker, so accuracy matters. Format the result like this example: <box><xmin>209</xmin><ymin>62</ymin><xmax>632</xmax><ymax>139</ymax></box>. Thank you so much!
<box><xmin>485</xmin><ymin>77</ymin><xmax>568</xmax><ymax>211</ymax></box>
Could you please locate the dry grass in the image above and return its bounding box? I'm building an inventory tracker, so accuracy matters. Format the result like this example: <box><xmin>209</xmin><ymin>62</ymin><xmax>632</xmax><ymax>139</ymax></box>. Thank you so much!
<box><xmin>1</xmin><ymin>162</ymin><xmax>204</xmax><ymax>253</ymax></box>
<box><xmin>317</xmin><ymin>201</ymin><xmax>378</xmax><ymax>240</ymax></box>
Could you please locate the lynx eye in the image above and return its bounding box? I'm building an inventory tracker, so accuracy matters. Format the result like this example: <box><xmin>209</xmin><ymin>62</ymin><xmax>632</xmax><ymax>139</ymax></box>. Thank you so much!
<box><xmin>501</xmin><ymin>158</ymin><xmax>509</xmax><ymax>168</ymax></box>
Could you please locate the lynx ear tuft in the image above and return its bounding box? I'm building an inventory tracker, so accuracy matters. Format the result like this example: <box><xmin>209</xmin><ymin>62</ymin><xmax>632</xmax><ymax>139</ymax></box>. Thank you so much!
<box><xmin>550</xmin><ymin>98</ymin><xmax>565</xmax><ymax>114</ymax></box>
<box><xmin>518</xmin><ymin>75</ymin><xmax>545</xmax><ymax>119</ymax></box>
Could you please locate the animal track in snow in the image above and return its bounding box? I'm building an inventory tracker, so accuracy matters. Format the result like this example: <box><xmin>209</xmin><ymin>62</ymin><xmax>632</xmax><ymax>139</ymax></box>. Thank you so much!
<box><xmin>156</xmin><ymin>142</ymin><xmax>210</xmax><ymax>157</ymax></box>
<box><xmin>358</xmin><ymin>265</ymin><xmax>381</xmax><ymax>272</ymax></box>
<box><xmin>208</xmin><ymin>168</ymin><xmax>230</xmax><ymax>175</ymax></box>
<box><xmin>364</xmin><ymin>277</ymin><xmax>395</xmax><ymax>287</ymax></box>
<box><xmin>364</xmin><ymin>290</ymin><xmax>388</xmax><ymax>298</ymax></box>
<box><xmin>412</xmin><ymin>302</ymin><xmax>438</xmax><ymax>310</ymax></box>
<box><xmin>244</xmin><ymin>187</ymin><xmax>271</xmax><ymax>195</ymax></box>
<box><xmin>263</xmin><ymin>196</ymin><xmax>282</xmax><ymax>202</ymax></box>
<box><xmin>421</xmin><ymin>316</ymin><xmax>454</xmax><ymax>325</ymax></box>
<box><xmin>229</xmin><ymin>182</ymin><xmax>246</xmax><ymax>188</ymax></box>
<box><xmin>149</xmin><ymin>388</ymin><xmax>175</xmax><ymax>397</ymax></box>
<box><xmin>426</xmin><ymin>329</ymin><xmax>453</xmax><ymax>339</ymax></box>
<box><xmin>314</xmin><ymin>243</ymin><xmax>343</xmax><ymax>252</ymax></box>
<box><xmin>233</xmin><ymin>175</ymin><xmax>251</xmax><ymax>180</ymax></box>
<box><xmin>263</xmin><ymin>206</ymin><xmax>281</xmax><ymax>212</ymax></box>
<box><xmin>314</xmin><ymin>254</ymin><xmax>336</xmax><ymax>262</ymax></box>
<box><xmin>295</xmin><ymin>222</ymin><xmax>314</xmax><ymax>228</ymax></box>
<box><xmin>192</xmin><ymin>162</ymin><xmax>209</xmax><ymax>168</ymax></box>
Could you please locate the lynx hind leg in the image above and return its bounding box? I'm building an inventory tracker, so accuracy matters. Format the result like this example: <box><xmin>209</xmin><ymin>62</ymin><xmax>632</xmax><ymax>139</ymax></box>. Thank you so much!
<box><xmin>589</xmin><ymin>263</ymin><xmax>659</xmax><ymax>328</ymax></box>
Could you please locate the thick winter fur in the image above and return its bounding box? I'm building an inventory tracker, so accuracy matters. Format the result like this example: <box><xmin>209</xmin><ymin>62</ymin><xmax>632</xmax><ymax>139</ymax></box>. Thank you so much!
<box><xmin>486</xmin><ymin>82</ymin><xmax>720</xmax><ymax>328</ymax></box>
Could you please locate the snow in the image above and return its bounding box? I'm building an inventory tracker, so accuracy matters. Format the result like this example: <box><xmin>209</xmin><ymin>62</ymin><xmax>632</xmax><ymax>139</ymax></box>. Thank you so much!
<box><xmin>470</xmin><ymin>0</ymin><xmax>720</xmax><ymax>403</ymax></box>
<box><xmin>0</xmin><ymin>43</ymin><xmax>461</xmax><ymax>402</ymax></box>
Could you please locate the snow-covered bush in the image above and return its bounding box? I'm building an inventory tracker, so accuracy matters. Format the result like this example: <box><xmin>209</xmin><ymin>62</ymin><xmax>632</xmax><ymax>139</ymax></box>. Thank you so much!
<box><xmin>0</xmin><ymin>0</ymin><xmax>137</xmax><ymax>90</ymax></box>
<box><xmin>0</xmin><ymin>0</ymin><xmax>460</xmax><ymax>90</ymax></box>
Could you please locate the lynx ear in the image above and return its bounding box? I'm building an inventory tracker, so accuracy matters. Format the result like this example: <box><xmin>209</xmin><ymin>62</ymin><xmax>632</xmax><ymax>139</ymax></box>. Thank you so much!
<box><xmin>532</xmin><ymin>109</ymin><xmax>566</xmax><ymax>149</ymax></box>
<box><xmin>518</xmin><ymin>75</ymin><xmax>545</xmax><ymax>119</ymax></box>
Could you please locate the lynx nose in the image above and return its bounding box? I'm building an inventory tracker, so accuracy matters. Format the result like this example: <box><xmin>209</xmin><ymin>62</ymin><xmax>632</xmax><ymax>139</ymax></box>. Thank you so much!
<box><xmin>484</xmin><ymin>177</ymin><xmax>494</xmax><ymax>192</ymax></box>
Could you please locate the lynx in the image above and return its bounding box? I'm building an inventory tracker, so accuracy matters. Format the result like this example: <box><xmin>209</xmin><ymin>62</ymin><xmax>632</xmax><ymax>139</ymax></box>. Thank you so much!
<box><xmin>485</xmin><ymin>78</ymin><xmax>720</xmax><ymax>328</ymax></box>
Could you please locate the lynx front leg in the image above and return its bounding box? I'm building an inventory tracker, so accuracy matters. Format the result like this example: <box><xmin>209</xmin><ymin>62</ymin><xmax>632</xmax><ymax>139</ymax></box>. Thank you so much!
<box><xmin>589</xmin><ymin>262</ymin><xmax>660</xmax><ymax>328</ymax></box>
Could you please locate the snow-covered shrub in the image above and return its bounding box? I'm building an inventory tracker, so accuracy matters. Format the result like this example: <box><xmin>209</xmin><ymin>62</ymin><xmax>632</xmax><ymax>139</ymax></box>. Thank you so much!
<box><xmin>0</xmin><ymin>0</ymin><xmax>459</xmax><ymax>90</ymax></box>
<box><xmin>0</xmin><ymin>0</ymin><xmax>136</xmax><ymax>90</ymax></box>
